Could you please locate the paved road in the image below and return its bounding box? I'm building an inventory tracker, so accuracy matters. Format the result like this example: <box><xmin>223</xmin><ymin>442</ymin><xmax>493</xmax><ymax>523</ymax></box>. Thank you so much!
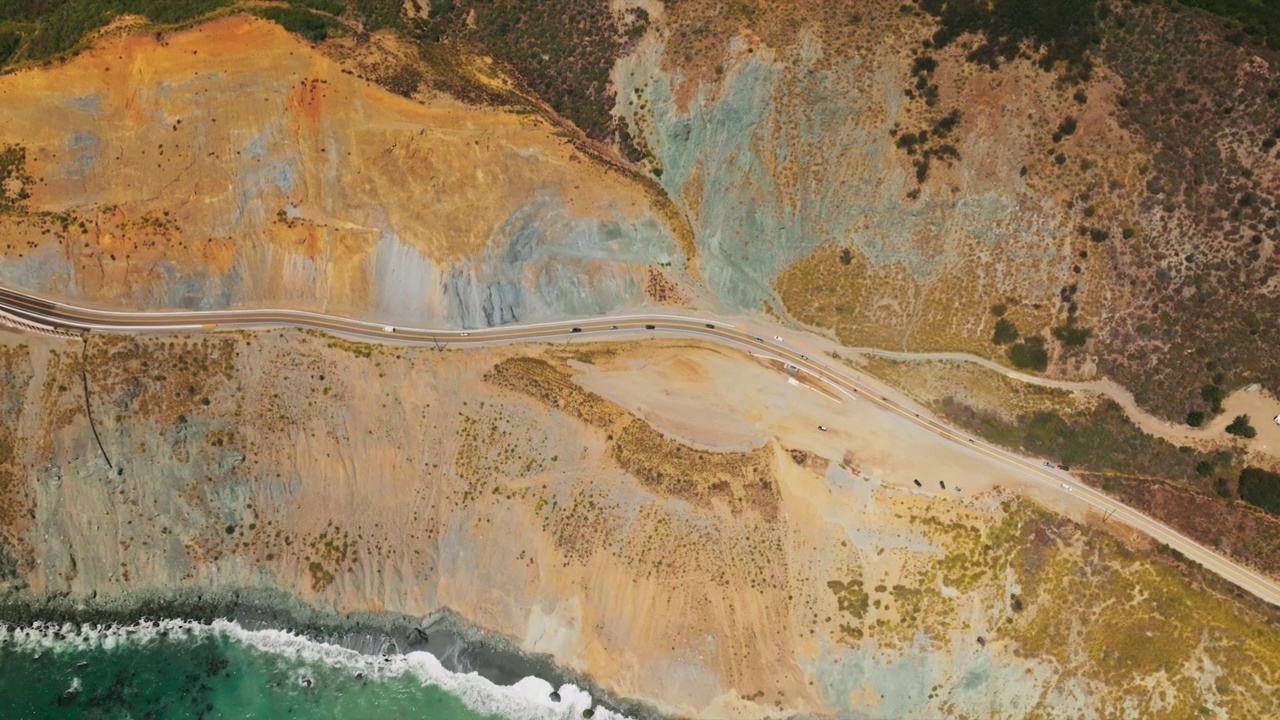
<box><xmin>2</xmin><ymin>285</ymin><xmax>1278</xmax><ymax>607</ymax></box>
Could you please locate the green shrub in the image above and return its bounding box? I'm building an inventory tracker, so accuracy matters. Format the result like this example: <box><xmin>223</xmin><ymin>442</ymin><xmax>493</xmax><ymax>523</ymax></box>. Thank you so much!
<box><xmin>1213</xmin><ymin>476</ymin><xmax>1233</xmax><ymax>499</ymax></box>
<box><xmin>1007</xmin><ymin>336</ymin><xmax>1049</xmax><ymax>372</ymax></box>
<box><xmin>1239</xmin><ymin>467</ymin><xmax>1280</xmax><ymax>514</ymax></box>
<box><xmin>992</xmin><ymin>318</ymin><xmax>1019</xmax><ymax>345</ymax></box>
<box><xmin>1225</xmin><ymin>414</ymin><xmax>1257</xmax><ymax>439</ymax></box>
<box><xmin>1186</xmin><ymin>410</ymin><xmax>1206</xmax><ymax>427</ymax></box>
<box><xmin>1051</xmin><ymin>322</ymin><xmax>1092</xmax><ymax>347</ymax></box>
<box><xmin>1201</xmin><ymin>384</ymin><xmax>1226</xmax><ymax>413</ymax></box>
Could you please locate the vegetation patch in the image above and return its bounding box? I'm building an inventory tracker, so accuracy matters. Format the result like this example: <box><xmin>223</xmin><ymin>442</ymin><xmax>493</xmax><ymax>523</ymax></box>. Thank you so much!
<box><xmin>485</xmin><ymin>356</ymin><xmax>627</xmax><ymax>428</ymax></box>
<box><xmin>0</xmin><ymin>0</ymin><xmax>233</xmax><ymax>64</ymax></box>
<box><xmin>938</xmin><ymin>396</ymin><xmax>1206</xmax><ymax>481</ymax></box>
<box><xmin>1159</xmin><ymin>0</ymin><xmax>1280</xmax><ymax>49</ymax></box>
<box><xmin>0</xmin><ymin>31</ymin><xmax>21</xmax><ymax>67</ymax></box>
<box><xmin>1096</xmin><ymin>472</ymin><xmax>1280</xmax><ymax>578</ymax></box>
<box><xmin>422</xmin><ymin>0</ymin><xmax>649</xmax><ymax>153</ymax></box>
<box><xmin>611</xmin><ymin>419</ymin><xmax>778</xmax><ymax>520</ymax></box>
<box><xmin>916</xmin><ymin>0</ymin><xmax>1102</xmax><ymax>82</ymax></box>
<box><xmin>991</xmin><ymin>499</ymin><xmax>1280</xmax><ymax>715</ymax></box>
<box><xmin>0</xmin><ymin>346</ymin><xmax>33</xmax><ymax>569</ymax></box>
<box><xmin>83</xmin><ymin>335</ymin><xmax>238</xmax><ymax>424</ymax></box>
<box><xmin>487</xmin><ymin>354</ymin><xmax>779</xmax><ymax>519</ymax></box>
<box><xmin>0</xmin><ymin>144</ymin><xmax>33</xmax><ymax>212</ymax></box>
<box><xmin>1098</xmin><ymin>4</ymin><xmax>1280</xmax><ymax>420</ymax></box>
<box><xmin>827</xmin><ymin>575</ymin><xmax>869</xmax><ymax>642</ymax></box>
<box><xmin>1239</xmin><ymin>467</ymin><xmax>1280</xmax><ymax>515</ymax></box>
<box><xmin>1050</xmin><ymin>321</ymin><xmax>1091</xmax><ymax>347</ymax></box>
<box><xmin>251</xmin><ymin>6</ymin><xmax>341</xmax><ymax>43</ymax></box>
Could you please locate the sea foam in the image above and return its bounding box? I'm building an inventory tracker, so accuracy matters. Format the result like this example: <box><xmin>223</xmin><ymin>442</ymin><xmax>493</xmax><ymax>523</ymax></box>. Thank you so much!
<box><xmin>1</xmin><ymin>618</ymin><xmax>630</xmax><ymax>720</ymax></box>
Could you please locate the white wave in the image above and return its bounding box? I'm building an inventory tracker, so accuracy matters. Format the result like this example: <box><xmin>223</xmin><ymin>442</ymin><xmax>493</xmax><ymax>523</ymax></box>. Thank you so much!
<box><xmin>0</xmin><ymin>618</ymin><xmax>632</xmax><ymax>720</ymax></box>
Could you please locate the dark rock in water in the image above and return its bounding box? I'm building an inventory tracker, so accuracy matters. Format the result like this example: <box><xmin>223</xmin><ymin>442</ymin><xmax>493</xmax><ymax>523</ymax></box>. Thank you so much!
<box><xmin>583</xmin><ymin>709</ymin><xmax>594</xmax><ymax>718</ymax></box>
<box><xmin>550</xmin><ymin>691</ymin><xmax>561</xmax><ymax>702</ymax></box>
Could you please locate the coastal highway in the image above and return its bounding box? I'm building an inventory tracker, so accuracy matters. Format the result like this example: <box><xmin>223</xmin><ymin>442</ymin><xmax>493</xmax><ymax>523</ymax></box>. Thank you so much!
<box><xmin>3</xmin><ymin>284</ymin><xmax>1279</xmax><ymax>607</ymax></box>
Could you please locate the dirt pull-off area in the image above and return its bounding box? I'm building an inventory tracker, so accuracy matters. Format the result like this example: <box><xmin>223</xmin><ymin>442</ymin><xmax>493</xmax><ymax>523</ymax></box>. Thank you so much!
<box><xmin>0</xmin><ymin>16</ymin><xmax>689</xmax><ymax>325</ymax></box>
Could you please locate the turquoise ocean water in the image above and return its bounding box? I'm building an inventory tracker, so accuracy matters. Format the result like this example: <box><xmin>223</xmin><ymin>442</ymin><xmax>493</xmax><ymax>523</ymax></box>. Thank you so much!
<box><xmin>0</xmin><ymin>620</ymin><xmax>613</xmax><ymax>720</ymax></box>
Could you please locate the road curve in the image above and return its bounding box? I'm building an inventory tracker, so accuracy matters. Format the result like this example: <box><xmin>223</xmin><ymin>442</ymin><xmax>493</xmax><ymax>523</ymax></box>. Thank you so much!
<box><xmin>3</xmin><ymin>285</ymin><xmax>1279</xmax><ymax>607</ymax></box>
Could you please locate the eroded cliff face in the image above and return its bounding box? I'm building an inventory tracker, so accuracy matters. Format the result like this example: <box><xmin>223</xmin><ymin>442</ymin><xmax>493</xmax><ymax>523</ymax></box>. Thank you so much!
<box><xmin>1</xmin><ymin>329</ymin><xmax>1277</xmax><ymax>719</ymax></box>
<box><xmin>0</xmin><ymin>17</ymin><xmax>690</xmax><ymax>326</ymax></box>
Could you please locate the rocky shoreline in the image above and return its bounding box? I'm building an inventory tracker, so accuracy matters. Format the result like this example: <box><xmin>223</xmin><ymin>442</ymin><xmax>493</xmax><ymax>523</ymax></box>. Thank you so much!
<box><xmin>0</xmin><ymin>586</ymin><xmax>671</xmax><ymax>720</ymax></box>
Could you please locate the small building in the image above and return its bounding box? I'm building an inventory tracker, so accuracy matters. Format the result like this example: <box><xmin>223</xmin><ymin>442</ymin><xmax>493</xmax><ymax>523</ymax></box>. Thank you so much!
<box><xmin>1273</xmin><ymin>414</ymin><xmax>1280</xmax><ymax>426</ymax></box>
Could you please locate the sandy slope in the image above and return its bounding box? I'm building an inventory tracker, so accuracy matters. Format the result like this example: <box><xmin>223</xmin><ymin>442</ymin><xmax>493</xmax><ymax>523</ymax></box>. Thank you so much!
<box><xmin>2</xmin><ymin>328</ymin><xmax>1277</xmax><ymax>718</ymax></box>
